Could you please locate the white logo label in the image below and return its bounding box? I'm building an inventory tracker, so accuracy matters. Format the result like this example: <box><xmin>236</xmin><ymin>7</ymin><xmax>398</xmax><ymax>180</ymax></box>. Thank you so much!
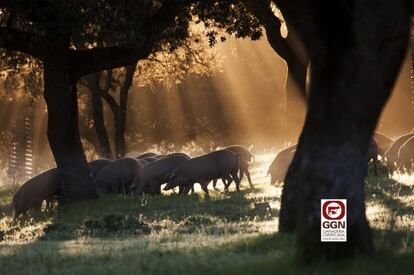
<box><xmin>321</xmin><ymin>199</ymin><xmax>347</xmax><ymax>242</ymax></box>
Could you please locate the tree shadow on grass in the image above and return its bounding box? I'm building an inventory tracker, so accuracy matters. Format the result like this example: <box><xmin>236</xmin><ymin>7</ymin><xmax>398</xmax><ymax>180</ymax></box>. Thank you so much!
<box><xmin>1</xmin><ymin>187</ymin><xmax>278</xmax><ymax>242</ymax></box>
<box><xmin>1</xmin><ymin>230</ymin><xmax>413</xmax><ymax>275</ymax></box>
<box><xmin>0</xmin><ymin>233</ymin><xmax>292</xmax><ymax>275</ymax></box>
<box><xmin>365</xmin><ymin>175</ymin><xmax>414</xmax><ymax>216</ymax></box>
<box><xmin>217</xmin><ymin>229</ymin><xmax>413</xmax><ymax>275</ymax></box>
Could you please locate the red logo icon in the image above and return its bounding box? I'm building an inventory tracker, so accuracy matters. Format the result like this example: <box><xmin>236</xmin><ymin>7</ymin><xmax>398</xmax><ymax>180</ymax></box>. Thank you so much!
<box><xmin>322</xmin><ymin>200</ymin><xmax>345</xmax><ymax>220</ymax></box>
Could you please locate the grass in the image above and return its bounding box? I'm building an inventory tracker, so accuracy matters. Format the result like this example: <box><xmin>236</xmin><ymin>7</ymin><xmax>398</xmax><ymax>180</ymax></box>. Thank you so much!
<box><xmin>0</xmin><ymin>155</ymin><xmax>413</xmax><ymax>275</ymax></box>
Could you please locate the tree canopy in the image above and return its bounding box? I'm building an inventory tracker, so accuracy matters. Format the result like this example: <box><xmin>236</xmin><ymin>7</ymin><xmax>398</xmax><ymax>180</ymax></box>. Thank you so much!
<box><xmin>0</xmin><ymin>1</ymin><xmax>262</xmax><ymax>74</ymax></box>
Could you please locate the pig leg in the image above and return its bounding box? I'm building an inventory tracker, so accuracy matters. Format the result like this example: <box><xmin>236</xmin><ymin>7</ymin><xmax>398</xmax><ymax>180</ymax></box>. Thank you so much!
<box><xmin>185</xmin><ymin>185</ymin><xmax>193</xmax><ymax>195</ymax></box>
<box><xmin>200</xmin><ymin>181</ymin><xmax>209</xmax><ymax>197</ymax></box>
<box><xmin>214</xmin><ymin>178</ymin><xmax>227</xmax><ymax>189</ymax></box>
<box><xmin>244</xmin><ymin>168</ymin><xmax>253</xmax><ymax>189</ymax></box>
<box><xmin>239</xmin><ymin>169</ymin><xmax>244</xmax><ymax>182</ymax></box>
<box><xmin>221</xmin><ymin>178</ymin><xmax>227</xmax><ymax>188</ymax></box>
<box><xmin>180</xmin><ymin>184</ymin><xmax>193</xmax><ymax>194</ymax></box>
<box><xmin>239</xmin><ymin>160</ymin><xmax>250</xmax><ymax>183</ymax></box>
<box><xmin>179</xmin><ymin>185</ymin><xmax>191</xmax><ymax>195</ymax></box>
<box><xmin>222</xmin><ymin>176</ymin><xmax>228</xmax><ymax>191</ymax></box>
<box><xmin>213</xmin><ymin>179</ymin><xmax>218</xmax><ymax>189</ymax></box>
<box><xmin>231</xmin><ymin>170</ymin><xmax>241</xmax><ymax>192</ymax></box>
<box><xmin>221</xmin><ymin>178</ymin><xmax>227</xmax><ymax>190</ymax></box>
<box><xmin>222</xmin><ymin>174</ymin><xmax>233</xmax><ymax>192</ymax></box>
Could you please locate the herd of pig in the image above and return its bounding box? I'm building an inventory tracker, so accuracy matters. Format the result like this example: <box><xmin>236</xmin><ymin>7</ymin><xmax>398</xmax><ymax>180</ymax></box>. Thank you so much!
<box><xmin>10</xmin><ymin>131</ymin><xmax>414</xmax><ymax>218</ymax></box>
<box><xmin>11</xmin><ymin>145</ymin><xmax>254</xmax><ymax>218</ymax></box>
<box><xmin>267</xmin><ymin>131</ymin><xmax>414</xmax><ymax>185</ymax></box>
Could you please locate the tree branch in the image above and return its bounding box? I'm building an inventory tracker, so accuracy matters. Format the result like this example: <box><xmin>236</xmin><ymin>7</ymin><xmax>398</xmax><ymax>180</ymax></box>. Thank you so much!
<box><xmin>70</xmin><ymin>45</ymin><xmax>152</xmax><ymax>80</ymax></box>
<box><xmin>70</xmin><ymin>0</ymin><xmax>195</xmax><ymax>79</ymax></box>
<box><xmin>119</xmin><ymin>63</ymin><xmax>136</xmax><ymax>116</ymax></box>
<box><xmin>101</xmin><ymin>91</ymin><xmax>119</xmax><ymax>115</ymax></box>
<box><xmin>84</xmin><ymin>69</ymin><xmax>119</xmax><ymax>114</ymax></box>
<box><xmin>101</xmin><ymin>70</ymin><xmax>112</xmax><ymax>95</ymax></box>
<box><xmin>99</xmin><ymin>71</ymin><xmax>119</xmax><ymax>115</ymax></box>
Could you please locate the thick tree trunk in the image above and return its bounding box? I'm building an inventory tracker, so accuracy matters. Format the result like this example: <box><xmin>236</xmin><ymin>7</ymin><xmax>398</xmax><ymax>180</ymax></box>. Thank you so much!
<box><xmin>114</xmin><ymin>63</ymin><xmax>136</xmax><ymax>159</ymax></box>
<box><xmin>285</xmin><ymin>59</ymin><xmax>307</xmax><ymax>141</ymax></box>
<box><xmin>276</xmin><ymin>0</ymin><xmax>410</xmax><ymax>261</ymax></box>
<box><xmin>43</xmin><ymin>53</ymin><xmax>97</xmax><ymax>203</ymax></box>
<box><xmin>283</xmin><ymin>27</ymin><xmax>309</xmax><ymax>142</ymax></box>
<box><xmin>85</xmin><ymin>74</ymin><xmax>114</xmax><ymax>159</ymax></box>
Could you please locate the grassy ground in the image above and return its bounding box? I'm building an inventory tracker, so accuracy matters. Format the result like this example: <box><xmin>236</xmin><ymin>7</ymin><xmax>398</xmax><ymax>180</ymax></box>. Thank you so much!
<box><xmin>0</xmin><ymin>154</ymin><xmax>413</xmax><ymax>275</ymax></box>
